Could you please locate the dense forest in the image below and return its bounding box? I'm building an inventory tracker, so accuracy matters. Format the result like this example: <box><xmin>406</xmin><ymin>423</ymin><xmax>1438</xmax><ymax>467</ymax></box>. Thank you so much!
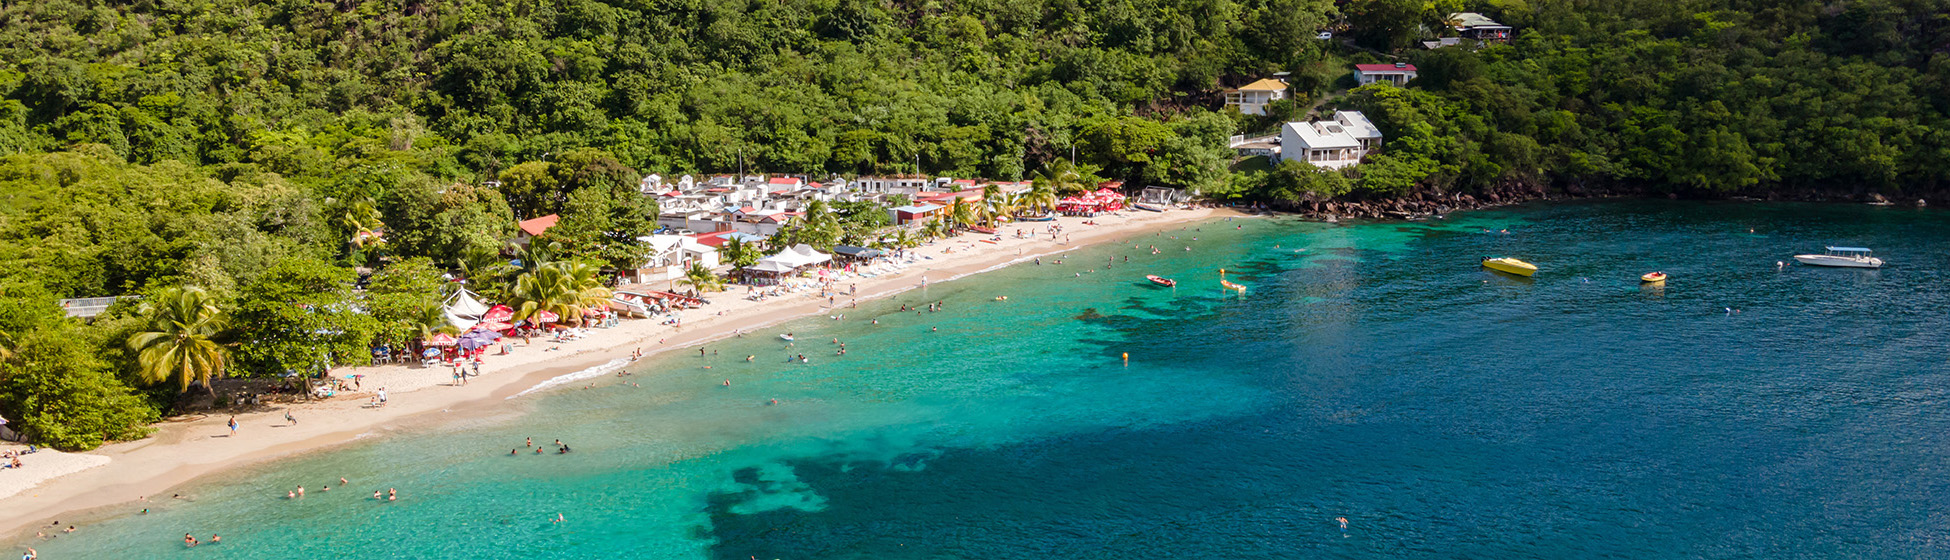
<box><xmin>0</xmin><ymin>0</ymin><xmax>1946</xmax><ymax>448</ymax></box>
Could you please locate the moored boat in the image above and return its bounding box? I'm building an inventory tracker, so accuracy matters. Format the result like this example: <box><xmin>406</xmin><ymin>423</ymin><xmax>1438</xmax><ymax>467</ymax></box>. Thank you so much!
<box><xmin>1133</xmin><ymin>203</ymin><xmax>1166</xmax><ymax>212</ymax></box>
<box><xmin>779</xmin><ymin>333</ymin><xmax>795</xmax><ymax>342</ymax></box>
<box><xmin>1146</xmin><ymin>274</ymin><xmax>1176</xmax><ymax>288</ymax></box>
<box><xmin>1218</xmin><ymin>268</ymin><xmax>1247</xmax><ymax>292</ymax></box>
<box><xmin>1640</xmin><ymin>271</ymin><xmax>1667</xmax><ymax>284</ymax></box>
<box><xmin>1793</xmin><ymin>247</ymin><xmax>1883</xmax><ymax>268</ymax></box>
<box><xmin>1014</xmin><ymin>214</ymin><xmax>1056</xmax><ymax>222</ymax></box>
<box><xmin>1481</xmin><ymin>257</ymin><xmax>1538</xmax><ymax>277</ymax></box>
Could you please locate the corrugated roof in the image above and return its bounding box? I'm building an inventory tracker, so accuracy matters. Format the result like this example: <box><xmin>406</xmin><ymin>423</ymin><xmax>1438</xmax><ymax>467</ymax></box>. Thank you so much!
<box><xmin>1354</xmin><ymin>64</ymin><xmax>1417</xmax><ymax>73</ymax></box>
<box><xmin>1236</xmin><ymin>78</ymin><xmax>1287</xmax><ymax>91</ymax></box>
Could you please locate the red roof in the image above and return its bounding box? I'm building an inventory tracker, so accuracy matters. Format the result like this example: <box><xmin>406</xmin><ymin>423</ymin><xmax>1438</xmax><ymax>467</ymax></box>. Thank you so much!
<box><xmin>768</xmin><ymin>177</ymin><xmax>801</xmax><ymax>185</ymax></box>
<box><xmin>517</xmin><ymin>214</ymin><xmax>559</xmax><ymax>236</ymax></box>
<box><xmin>1355</xmin><ymin>64</ymin><xmax>1417</xmax><ymax>73</ymax></box>
<box><xmin>690</xmin><ymin>231</ymin><xmax>733</xmax><ymax>247</ymax></box>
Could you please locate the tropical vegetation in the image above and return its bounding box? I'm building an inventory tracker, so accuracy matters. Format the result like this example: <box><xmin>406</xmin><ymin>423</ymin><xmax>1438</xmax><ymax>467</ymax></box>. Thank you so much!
<box><xmin>0</xmin><ymin>0</ymin><xmax>1944</xmax><ymax>449</ymax></box>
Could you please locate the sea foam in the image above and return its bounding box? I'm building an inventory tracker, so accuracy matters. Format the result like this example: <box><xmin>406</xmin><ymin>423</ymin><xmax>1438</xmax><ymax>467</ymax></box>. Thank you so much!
<box><xmin>510</xmin><ymin>357</ymin><xmax>633</xmax><ymax>398</ymax></box>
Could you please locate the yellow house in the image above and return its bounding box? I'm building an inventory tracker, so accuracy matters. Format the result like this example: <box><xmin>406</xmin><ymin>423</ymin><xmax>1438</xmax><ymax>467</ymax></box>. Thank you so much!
<box><xmin>1223</xmin><ymin>78</ymin><xmax>1288</xmax><ymax>116</ymax></box>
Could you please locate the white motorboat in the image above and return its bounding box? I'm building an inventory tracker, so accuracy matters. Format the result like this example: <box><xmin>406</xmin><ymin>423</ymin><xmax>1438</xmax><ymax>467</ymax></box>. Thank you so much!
<box><xmin>1793</xmin><ymin>246</ymin><xmax>1883</xmax><ymax>269</ymax></box>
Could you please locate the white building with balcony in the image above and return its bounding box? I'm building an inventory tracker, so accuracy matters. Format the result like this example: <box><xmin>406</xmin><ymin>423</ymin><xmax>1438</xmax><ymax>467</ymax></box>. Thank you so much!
<box><xmin>1277</xmin><ymin>111</ymin><xmax>1384</xmax><ymax>169</ymax></box>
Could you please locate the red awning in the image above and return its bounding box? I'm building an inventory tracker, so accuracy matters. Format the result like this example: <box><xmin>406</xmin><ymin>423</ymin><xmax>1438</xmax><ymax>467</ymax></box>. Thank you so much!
<box><xmin>425</xmin><ymin>333</ymin><xmax>458</xmax><ymax>347</ymax></box>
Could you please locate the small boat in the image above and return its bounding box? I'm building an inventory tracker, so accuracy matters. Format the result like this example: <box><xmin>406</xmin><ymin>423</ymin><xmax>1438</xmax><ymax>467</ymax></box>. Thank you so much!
<box><xmin>969</xmin><ymin>225</ymin><xmax>996</xmax><ymax>234</ymax></box>
<box><xmin>1146</xmin><ymin>274</ymin><xmax>1176</xmax><ymax>288</ymax></box>
<box><xmin>1793</xmin><ymin>246</ymin><xmax>1883</xmax><ymax>268</ymax></box>
<box><xmin>1218</xmin><ymin>268</ymin><xmax>1246</xmax><ymax>292</ymax></box>
<box><xmin>1640</xmin><ymin>272</ymin><xmax>1667</xmax><ymax>284</ymax></box>
<box><xmin>1014</xmin><ymin>214</ymin><xmax>1056</xmax><ymax>222</ymax></box>
<box><xmin>1481</xmin><ymin>257</ymin><xmax>1538</xmax><ymax>277</ymax></box>
<box><xmin>1133</xmin><ymin>203</ymin><xmax>1166</xmax><ymax>212</ymax></box>
<box><xmin>779</xmin><ymin>334</ymin><xmax>795</xmax><ymax>342</ymax></box>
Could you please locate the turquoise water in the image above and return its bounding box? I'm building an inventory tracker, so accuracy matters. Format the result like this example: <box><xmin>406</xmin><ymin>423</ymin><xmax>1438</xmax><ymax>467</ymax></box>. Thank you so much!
<box><xmin>25</xmin><ymin>201</ymin><xmax>1950</xmax><ymax>558</ymax></box>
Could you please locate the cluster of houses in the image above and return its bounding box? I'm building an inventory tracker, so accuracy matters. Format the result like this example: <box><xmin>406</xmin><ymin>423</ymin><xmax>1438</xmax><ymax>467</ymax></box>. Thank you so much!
<box><xmin>1219</xmin><ymin>12</ymin><xmax>1514</xmax><ymax>172</ymax></box>
<box><xmin>511</xmin><ymin>173</ymin><xmax>1178</xmax><ymax>286</ymax></box>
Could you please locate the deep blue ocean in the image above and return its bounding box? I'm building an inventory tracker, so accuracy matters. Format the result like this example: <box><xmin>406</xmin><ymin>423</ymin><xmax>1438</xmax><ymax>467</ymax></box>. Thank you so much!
<box><xmin>23</xmin><ymin>201</ymin><xmax>1950</xmax><ymax>559</ymax></box>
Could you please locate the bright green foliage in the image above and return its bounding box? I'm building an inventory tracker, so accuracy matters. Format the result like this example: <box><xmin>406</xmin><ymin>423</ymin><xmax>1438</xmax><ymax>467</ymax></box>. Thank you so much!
<box><xmin>366</xmin><ymin>257</ymin><xmax>453</xmax><ymax>347</ymax></box>
<box><xmin>0</xmin><ymin>323</ymin><xmax>158</xmax><ymax>450</ymax></box>
<box><xmin>677</xmin><ymin>263</ymin><xmax>724</xmax><ymax>293</ymax></box>
<box><xmin>0</xmin><ymin>284</ymin><xmax>154</xmax><ymax>450</ymax></box>
<box><xmin>230</xmin><ymin>258</ymin><xmax>380</xmax><ymax>377</ymax></box>
<box><xmin>506</xmin><ymin>261</ymin><xmax>612</xmax><ymax>328</ymax></box>
<box><xmin>126</xmin><ymin>286</ymin><xmax>229</xmax><ymax>394</ymax></box>
<box><xmin>720</xmin><ymin>238</ymin><xmax>761</xmax><ymax>270</ymax></box>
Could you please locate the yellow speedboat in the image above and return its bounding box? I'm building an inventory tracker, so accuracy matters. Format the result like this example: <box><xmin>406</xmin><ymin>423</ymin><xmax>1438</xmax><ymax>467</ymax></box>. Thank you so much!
<box><xmin>1481</xmin><ymin>257</ymin><xmax>1537</xmax><ymax>277</ymax></box>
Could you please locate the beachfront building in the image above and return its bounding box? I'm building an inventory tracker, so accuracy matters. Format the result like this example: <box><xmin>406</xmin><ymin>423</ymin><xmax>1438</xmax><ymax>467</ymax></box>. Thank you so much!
<box><xmin>1278</xmin><ymin>111</ymin><xmax>1383</xmax><ymax>169</ymax></box>
<box><xmin>1354</xmin><ymin>63</ymin><xmax>1417</xmax><ymax>86</ymax></box>
<box><xmin>890</xmin><ymin>203</ymin><xmax>944</xmax><ymax>226</ymax></box>
<box><xmin>1223</xmin><ymin>78</ymin><xmax>1288</xmax><ymax>116</ymax></box>
<box><xmin>624</xmin><ymin>234</ymin><xmax>721</xmax><ymax>283</ymax></box>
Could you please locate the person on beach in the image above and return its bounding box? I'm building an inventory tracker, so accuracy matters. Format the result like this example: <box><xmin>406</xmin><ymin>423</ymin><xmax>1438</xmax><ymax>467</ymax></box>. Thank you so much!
<box><xmin>21</xmin><ymin>547</ymin><xmax>34</xmax><ymax>560</ymax></box>
<box><xmin>227</xmin><ymin>416</ymin><xmax>237</xmax><ymax>436</ymax></box>
<box><xmin>285</xmin><ymin>410</ymin><xmax>297</xmax><ymax>425</ymax></box>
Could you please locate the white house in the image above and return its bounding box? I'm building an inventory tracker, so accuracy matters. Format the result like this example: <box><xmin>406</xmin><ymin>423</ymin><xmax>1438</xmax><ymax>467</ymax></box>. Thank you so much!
<box><xmin>1223</xmin><ymin>78</ymin><xmax>1288</xmax><ymax>116</ymax></box>
<box><xmin>1278</xmin><ymin>111</ymin><xmax>1384</xmax><ymax>169</ymax></box>
<box><xmin>1354</xmin><ymin>63</ymin><xmax>1418</xmax><ymax>86</ymax></box>
<box><xmin>626</xmin><ymin>234</ymin><xmax>721</xmax><ymax>283</ymax></box>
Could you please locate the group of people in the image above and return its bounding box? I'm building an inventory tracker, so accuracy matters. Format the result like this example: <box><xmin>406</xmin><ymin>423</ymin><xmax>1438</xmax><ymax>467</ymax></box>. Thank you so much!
<box><xmin>510</xmin><ymin>437</ymin><xmax>572</xmax><ymax>455</ymax></box>
<box><xmin>0</xmin><ymin>446</ymin><xmax>39</xmax><ymax>469</ymax></box>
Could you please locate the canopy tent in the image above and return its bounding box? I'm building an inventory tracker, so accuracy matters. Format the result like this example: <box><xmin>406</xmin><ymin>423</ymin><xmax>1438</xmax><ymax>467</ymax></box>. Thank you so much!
<box><xmin>747</xmin><ymin>260</ymin><xmax>796</xmax><ymax>273</ymax></box>
<box><xmin>442</xmin><ymin>289</ymin><xmax>491</xmax><ymax>331</ymax></box>
<box><xmin>832</xmin><ymin>245</ymin><xmax>883</xmax><ymax>259</ymax></box>
<box><xmin>762</xmin><ymin>244</ymin><xmax>831</xmax><ymax>268</ymax></box>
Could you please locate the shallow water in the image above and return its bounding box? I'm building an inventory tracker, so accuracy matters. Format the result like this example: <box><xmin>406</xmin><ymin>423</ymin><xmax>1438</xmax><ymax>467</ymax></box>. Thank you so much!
<box><xmin>26</xmin><ymin>201</ymin><xmax>1950</xmax><ymax>558</ymax></box>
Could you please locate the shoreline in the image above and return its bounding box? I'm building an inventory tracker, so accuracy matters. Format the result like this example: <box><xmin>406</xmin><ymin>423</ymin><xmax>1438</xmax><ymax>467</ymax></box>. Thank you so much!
<box><xmin>0</xmin><ymin>206</ymin><xmax>1240</xmax><ymax>540</ymax></box>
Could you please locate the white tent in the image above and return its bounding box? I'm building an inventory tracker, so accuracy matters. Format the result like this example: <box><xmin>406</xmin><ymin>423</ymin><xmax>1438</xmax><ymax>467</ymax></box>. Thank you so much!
<box><xmin>752</xmin><ymin>244</ymin><xmax>831</xmax><ymax>274</ymax></box>
<box><xmin>442</xmin><ymin>288</ymin><xmax>490</xmax><ymax>331</ymax></box>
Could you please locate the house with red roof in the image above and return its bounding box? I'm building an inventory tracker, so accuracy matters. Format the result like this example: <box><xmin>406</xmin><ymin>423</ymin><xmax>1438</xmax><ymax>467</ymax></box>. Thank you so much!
<box><xmin>1354</xmin><ymin>63</ymin><xmax>1418</xmax><ymax>86</ymax></box>
<box><xmin>514</xmin><ymin>214</ymin><xmax>559</xmax><ymax>246</ymax></box>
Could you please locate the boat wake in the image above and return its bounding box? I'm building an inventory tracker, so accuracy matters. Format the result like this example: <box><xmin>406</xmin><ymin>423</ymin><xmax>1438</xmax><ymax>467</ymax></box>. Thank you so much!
<box><xmin>510</xmin><ymin>357</ymin><xmax>633</xmax><ymax>399</ymax></box>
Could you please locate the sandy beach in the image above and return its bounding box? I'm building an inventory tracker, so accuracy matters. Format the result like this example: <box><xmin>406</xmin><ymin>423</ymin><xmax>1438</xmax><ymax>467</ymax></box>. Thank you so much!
<box><xmin>0</xmin><ymin>206</ymin><xmax>1237</xmax><ymax>538</ymax></box>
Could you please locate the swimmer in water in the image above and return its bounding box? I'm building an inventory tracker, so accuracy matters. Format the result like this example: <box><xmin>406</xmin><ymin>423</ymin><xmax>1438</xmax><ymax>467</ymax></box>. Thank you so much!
<box><xmin>724</xmin><ymin>380</ymin><xmax>731</xmax><ymax>386</ymax></box>
<box><xmin>1337</xmin><ymin>517</ymin><xmax>1348</xmax><ymax>532</ymax></box>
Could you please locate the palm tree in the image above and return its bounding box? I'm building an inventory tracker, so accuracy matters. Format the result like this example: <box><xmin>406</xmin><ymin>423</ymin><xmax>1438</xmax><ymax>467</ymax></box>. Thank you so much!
<box><xmin>986</xmin><ymin>191</ymin><xmax>1020</xmax><ymax>226</ymax></box>
<box><xmin>977</xmin><ymin>185</ymin><xmax>1003</xmax><ymax>226</ymax></box>
<box><xmin>721</xmin><ymin>238</ymin><xmax>760</xmax><ymax>270</ymax></box>
<box><xmin>506</xmin><ymin>260</ymin><xmax>613</xmax><ymax>328</ymax></box>
<box><xmin>920</xmin><ymin>217</ymin><xmax>946</xmax><ymax>241</ymax></box>
<box><xmin>1032</xmin><ymin>160</ymin><xmax>1088</xmax><ymax>196</ymax></box>
<box><xmin>127</xmin><ymin>286</ymin><xmax>228</xmax><ymax>395</ymax></box>
<box><xmin>946</xmin><ymin>198</ymin><xmax>976</xmax><ymax>231</ymax></box>
<box><xmin>404</xmin><ymin>300</ymin><xmax>458</xmax><ymax>341</ymax></box>
<box><xmin>676</xmin><ymin>263</ymin><xmax>724</xmax><ymax>293</ymax></box>
<box><xmin>1024</xmin><ymin>175</ymin><xmax>1059</xmax><ymax>214</ymax></box>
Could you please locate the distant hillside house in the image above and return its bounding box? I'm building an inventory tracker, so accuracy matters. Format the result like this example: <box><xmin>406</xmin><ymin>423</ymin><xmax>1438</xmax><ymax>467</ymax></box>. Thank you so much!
<box><xmin>1450</xmin><ymin>12</ymin><xmax>1512</xmax><ymax>41</ymax></box>
<box><xmin>1277</xmin><ymin>111</ymin><xmax>1383</xmax><ymax>170</ymax></box>
<box><xmin>1354</xmin><ymin>63</ymin><xmax>1418</xmax><ymax>86</ymax></box>
<box><xmin>1224</xmin><ymin>78</ymin><xmax>1288</xmax><ymax>116</ymax></box>
<box><xmin>514</xmin><ymin>214</ymin><xmax>559</xmax><ymax>246</ymax></box>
